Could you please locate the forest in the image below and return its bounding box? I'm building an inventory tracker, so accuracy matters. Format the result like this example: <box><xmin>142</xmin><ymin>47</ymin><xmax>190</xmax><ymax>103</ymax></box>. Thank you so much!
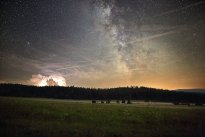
<box><xmin>0</xmin><ymin>84</ymin><xmax>204</xmax><ymax>104</ymax></box>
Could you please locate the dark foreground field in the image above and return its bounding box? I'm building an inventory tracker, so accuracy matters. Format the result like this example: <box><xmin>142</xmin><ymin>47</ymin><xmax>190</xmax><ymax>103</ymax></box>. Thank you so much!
<box><xmin>0</xmin><ymin>97</ymin><xmax>205</xmax><ymax>137</ymax></box>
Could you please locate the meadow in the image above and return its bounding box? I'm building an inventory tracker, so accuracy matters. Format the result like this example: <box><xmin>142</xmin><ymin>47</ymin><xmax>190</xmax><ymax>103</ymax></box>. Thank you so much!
<box><xmin>0</xmin><ymin>97</ymin><xmax>205</xmax><ymax>137</ymax></box>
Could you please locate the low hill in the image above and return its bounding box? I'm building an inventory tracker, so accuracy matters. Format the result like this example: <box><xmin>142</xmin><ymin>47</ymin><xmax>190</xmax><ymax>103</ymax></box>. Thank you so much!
<box><xmin>176</xmin><ymin>89</ymin><xmax>205</xmax><ymax>93</ymax></box>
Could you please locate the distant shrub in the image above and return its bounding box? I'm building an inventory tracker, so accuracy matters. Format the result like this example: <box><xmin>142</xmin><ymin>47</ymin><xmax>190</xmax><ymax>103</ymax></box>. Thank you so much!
<box><xmin>127</xmin><ymin>99</ymin><xmax>132</xmax><ymax>104</ymax></box>
<box><xmin>173</xmin><ymin>102</ymin><xmax>179</xmax><ymax>105</ymax></box>
<box><xmin>92</xmin><ymin>100</ymin><xmax>96</xmax><ymax>104</ymax></box>
<box><xmin>122</xmin><ymin>99</ymin><xmax>125</xmax><ymax>103</ymax></box>
<box><xmin>195</xmin><ymin>103</ymin><xmax>203</xmax><ymax>106</ymax></box>
<box><xmin>101</xmin><ymin>100</ymin><xmax>104</xmax><ymax>104</ymax></box>
<box><xmin>116</xmin><ymin>100</ymin><xmax>120</xmax><ymax>104</ymax></box>
<box><xmin>106</xmin><ymin>100</ymin><xmax>110</xmax><ymax>104</ymax></box>
<box><xmin>145</xmin><ymin>99</ymin><xmax>150</xmax><ymax>102</ymax></box>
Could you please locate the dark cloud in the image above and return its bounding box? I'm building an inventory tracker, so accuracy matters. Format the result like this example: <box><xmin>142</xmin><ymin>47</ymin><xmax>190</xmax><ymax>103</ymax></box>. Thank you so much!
<box><xmin>47</xmin><ymin>79</ymin><xmax>58</xmax><ymax>86</ymax></box>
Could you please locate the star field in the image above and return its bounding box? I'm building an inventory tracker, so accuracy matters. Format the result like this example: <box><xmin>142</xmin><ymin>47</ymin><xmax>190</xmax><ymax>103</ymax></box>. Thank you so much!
<box><xmin>0</xmin><ymin>0</ymin><xmax>205</xmax><ymax>89</ymax></box>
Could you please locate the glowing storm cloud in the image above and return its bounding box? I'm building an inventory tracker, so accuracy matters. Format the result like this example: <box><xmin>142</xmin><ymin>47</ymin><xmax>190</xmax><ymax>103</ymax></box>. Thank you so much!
<box><xmin>30</xmin><ymin>74</ymin><xmax>67</xmax><ymax>87</ymax></box>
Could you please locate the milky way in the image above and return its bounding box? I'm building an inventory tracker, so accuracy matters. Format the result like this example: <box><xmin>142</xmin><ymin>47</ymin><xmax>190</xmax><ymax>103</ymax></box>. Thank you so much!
<box><xmin>0</xmin><ymin>0</ymin><xmax>205</xmax><ymax>89</ymax></box>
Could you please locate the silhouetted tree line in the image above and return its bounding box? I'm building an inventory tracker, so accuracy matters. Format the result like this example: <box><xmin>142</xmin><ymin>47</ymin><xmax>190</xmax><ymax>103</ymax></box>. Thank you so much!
<box><xmin>0</xmin><ymin>84</ymin><xmax>205</xmax><ymax>104</ymax></box>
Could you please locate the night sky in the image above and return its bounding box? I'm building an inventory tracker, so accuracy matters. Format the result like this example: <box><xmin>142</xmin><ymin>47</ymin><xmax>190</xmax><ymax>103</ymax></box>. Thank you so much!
<box><xmin>0</xmin><ymin>0</ymin><xmax>205</xmax><ymax>89</ymax></box>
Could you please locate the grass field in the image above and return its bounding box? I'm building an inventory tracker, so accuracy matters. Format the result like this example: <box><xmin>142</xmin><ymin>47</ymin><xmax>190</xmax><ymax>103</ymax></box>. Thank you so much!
<box><xmin>0</xmin><ymin>97</ymin><xmax>205</xmax><ymax>137</ymax></box>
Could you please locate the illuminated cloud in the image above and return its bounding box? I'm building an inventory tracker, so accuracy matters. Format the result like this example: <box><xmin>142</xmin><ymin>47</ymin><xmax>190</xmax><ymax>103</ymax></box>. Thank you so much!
<box><xmin>30</xmin><ymin>74</ymin><xmax>66</xmax><ymax>86</ymax></box>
